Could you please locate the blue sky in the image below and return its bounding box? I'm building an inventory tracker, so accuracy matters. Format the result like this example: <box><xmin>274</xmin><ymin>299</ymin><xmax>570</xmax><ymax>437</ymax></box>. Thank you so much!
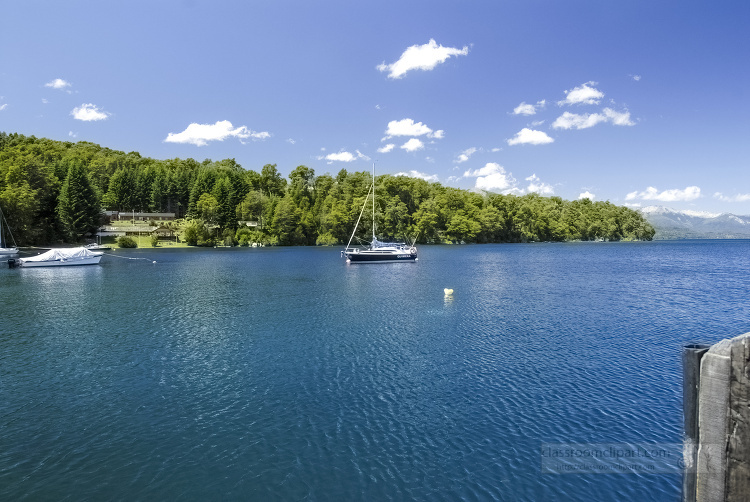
<box><xmin>2</xmin><ymin>1</ymin><xmax>748</xmax><ymax>214</ymax></box>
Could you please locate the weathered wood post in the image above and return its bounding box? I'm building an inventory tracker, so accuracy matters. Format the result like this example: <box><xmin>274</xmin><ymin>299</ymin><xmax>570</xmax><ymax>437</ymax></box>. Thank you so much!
<box><xmin>683</xmin><ymin>343</ymin><xmax>709</xmax><ymax>502</ymax></box>
<box><xmin>685</xmin><ymin>332</ymin><xmax>750</xmax><ymax>502</ymax></box>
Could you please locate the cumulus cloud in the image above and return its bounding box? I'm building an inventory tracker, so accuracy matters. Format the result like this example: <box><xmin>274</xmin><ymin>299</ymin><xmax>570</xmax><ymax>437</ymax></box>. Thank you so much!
<box><xmin>625</xmin><ymin>186</ymin><xmax>701</xmax><ymax>202</ymax></box>
<box><xmin>400</xmin><ymin>138</ymin><xmax>425</xmax><ymax>152</ymax></box>
<box><xmin>513</xmin><ymin>100</ymin><xmax>546</xmax><ymax>116</ymax></box>
<box><xmin>630</xmin><ymin>74</ymin><xmax>642</xmax><ymax>82</ymax></box>
<box><xmin>507</xmin><ymin>128</ymin><xmax>554</xmax><ymax>146</ymax></box>
<box><xmin>455</xmin><ymin>147</ymin><xmax>479</xmax><ymax>163</ymax></box>
<box><xmin>383</xmin><ymin>118</ymin><xmax>442</xmax><ymax>139</ymax></box>
<box><xmin>578</xmin><ymin>191</ymin><xmax>596</xmax><ymax>200</ymax></box>
<box><xmin>394</xmin><ymin>170</ymin><xmax>439</xmax><ymax>182</ymax></box>
<box><xmin>325</xmin><ymin>151</ymin><xmax>356</xmax><ymax>162</ymax></box>
<box><xmin>45</xmin><ymin>78</ymin><xmax>72</xmax><ymax>92</ymax></box>
<box><xmin>71</xmin><ymin>103</ymin><xmax>110</xmax><ymax>121</ymax></box>
<box><xmin>525</xmin><ymin>174</ymin><xmax>554</xmax><ymax>195</ymax></box>
<box><xmin>463</xmin><ymin>162</ymin><xmax>517</xmax><ymax>192</ymax></box>
<box><xmin>164</xmin><ymin>120</ymin><xmax>269</xmax><ymax>146</ymax></box>
<box><xmin>714</xmin><ymin>192</ymin><xmax>750</xmax><ymax>202</ymax></box>
<box><xmin>0</xmin><ymin>104</ymin><xmax>7</xmax><ymax>111</ymax></box>
<box><xmin>318</xmin><ymin>149</ymin><xmax>369</xmax><ymax>163</ymax></box>
<box><xmin>378</xmin><ymin>143</ymin><xmax>395</xmax><ymax>153</ymax></box>
<box><xmin>558</xmin><ymin>81</ymin><xmax>604</xmax><ymax>106</ymax></box>
<box><xmin>551</xmin><ymin>108</ymin><xmax>634</xmax><ymax>130</ymax></box>
<box><xmin>377</xmin><ymin>39</ymin><xmax>469</xmax><ymax>79</ymax></box>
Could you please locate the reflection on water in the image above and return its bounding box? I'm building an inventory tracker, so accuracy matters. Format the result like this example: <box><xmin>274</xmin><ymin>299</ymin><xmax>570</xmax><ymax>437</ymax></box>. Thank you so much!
<box><xmin>1</xmin><ymin>241</ymin><xmax>749</xmax><ymax>500</ymax></box>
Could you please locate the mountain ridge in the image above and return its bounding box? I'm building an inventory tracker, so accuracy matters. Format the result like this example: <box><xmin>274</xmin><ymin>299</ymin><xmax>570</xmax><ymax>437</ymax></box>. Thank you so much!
<box><xmin>639</xmin><ymin>206</ymin><xmax>750</xmax><ymax>239</ymax></box>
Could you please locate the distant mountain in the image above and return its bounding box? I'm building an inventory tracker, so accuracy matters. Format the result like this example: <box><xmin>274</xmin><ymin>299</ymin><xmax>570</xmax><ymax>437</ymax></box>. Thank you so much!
<box><xmin>640</xmin><ymin>206</ymin><xmax>750</xmax><ymax>239</ymax></box>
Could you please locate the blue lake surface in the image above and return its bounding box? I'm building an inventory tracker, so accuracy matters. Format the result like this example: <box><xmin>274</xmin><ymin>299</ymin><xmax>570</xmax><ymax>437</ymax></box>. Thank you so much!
<box><xmin>1</xmin><ymin>241</ymin><xmax>749</xmax><ymax>500</ymax></box>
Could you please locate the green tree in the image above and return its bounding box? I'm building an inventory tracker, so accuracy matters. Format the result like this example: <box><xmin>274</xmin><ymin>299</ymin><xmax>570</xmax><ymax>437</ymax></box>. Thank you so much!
<box><xmin>260</xmin><ymin>163</ymin><xmax>287</xmax><ymax>197</ymax></box>
<box><xmin>212</xmin><ymin>176</ymin><xmax>235</xmax><ymax>230</ymax></box>
<box><xmin>57</xmin><ymin>162</ymin><xmax>101</xmax><ymax>241</ymax></box>
<box><xmin>236</xmin><ymin>190</ymin><xmax>270</xmax><ymax>229</ymax></box>
<box><xmin>196</xmin><ymin>193</ymin><xmax>219</xmax><ymax>225</ymax></box>
<box><xmin>0</xmin><ymin>165</ymin><xmax>39</xmax><ymax>243</ymax></box>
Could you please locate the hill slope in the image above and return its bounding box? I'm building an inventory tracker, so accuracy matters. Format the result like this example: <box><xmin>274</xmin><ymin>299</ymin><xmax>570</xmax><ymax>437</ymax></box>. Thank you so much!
<box><xmin>640</xmin><ymin>206</ymin><xmax>750</xmax><ymax>239</ymax></box>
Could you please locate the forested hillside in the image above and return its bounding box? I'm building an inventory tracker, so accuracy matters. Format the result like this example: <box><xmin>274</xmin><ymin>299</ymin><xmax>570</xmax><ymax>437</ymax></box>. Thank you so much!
<box><xmin>0</xmin><ymin>132</ymin><xmax>654</xmax><ymax>246</ymax></box>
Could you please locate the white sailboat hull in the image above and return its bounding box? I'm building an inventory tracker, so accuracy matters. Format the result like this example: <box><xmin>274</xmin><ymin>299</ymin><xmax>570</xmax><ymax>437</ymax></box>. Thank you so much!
<box><xmin>20</xmin><ymin>255</ymin><xmax>102</xmax><ymax>267</ymax></box>
<box><xmin>18</xmin><ymin>247</ymin><xmax>103</xmax><ymax>267</ymax></box>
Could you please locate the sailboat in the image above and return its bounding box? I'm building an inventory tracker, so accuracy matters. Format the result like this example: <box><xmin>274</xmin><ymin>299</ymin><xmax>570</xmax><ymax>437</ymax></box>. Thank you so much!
<box><xmin>342</xmin><ymin>165</ymin><xmax>418</xmax><ymax>263</ymax></box>
<box><xmin>0</xmin><ymin>205</ymin><xmax>19</xmax><ymax>257</ymax></box>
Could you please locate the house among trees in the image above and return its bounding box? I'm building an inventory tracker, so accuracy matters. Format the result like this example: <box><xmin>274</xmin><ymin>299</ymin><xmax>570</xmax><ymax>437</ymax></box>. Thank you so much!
<box><xmin>98</xmin><ymin>225</ymin><xmax>175</xmax><ymax>241</ymax></box>
<box><xmin>107</xmin><ymin>211</ymin><xmax>176</xmax><ymax>221</ymax></box>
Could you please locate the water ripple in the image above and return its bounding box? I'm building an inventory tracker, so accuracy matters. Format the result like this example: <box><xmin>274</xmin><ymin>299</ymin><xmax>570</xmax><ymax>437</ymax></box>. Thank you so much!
<box><xmin>2</xmin><ymin>242</ymin><xmax>750</xmax><ymax>500</ymax></box>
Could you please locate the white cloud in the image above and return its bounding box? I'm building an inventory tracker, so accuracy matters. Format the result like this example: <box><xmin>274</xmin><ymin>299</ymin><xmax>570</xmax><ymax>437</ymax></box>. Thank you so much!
<box><xmin>401</xmin><ymin>138</ymin><xmax>424</xmax><ymax>152</ymax></box>
<box><xmin>286</xmin><ymin>138</ymin><xmax>296</xmax><ymax>145</ymax></box>
<box><xmin>324</xmin><ymin>151</ymin><xmax>356</xmax><ymax>162</ymax></box>
<box><xmin>68</xmin><ymin>131</ymin><xmax>77</xmax><ymax>138</ymax></box>
<box><xmin>455</xmin><ymin>147</ymin><xmax>478</xmax><ymax>163</ymax></box>
<box><xmin>631</xmin><ymin>74</ymin><xmax>642</xmax><ymax>82</ymax></box>
<box><xmin>714</xmin><ymin>192</ymin><xmax>750</xmax><ymax>202</ymax></box>
<box><xmin>41</xmin><ymin>98</ymin><xmax>49</xmax><ymax>104</ymax></box>
<box><xmin>45</xmin><ymin>78</ymin><xmax>72</xmax><ymax>92</ymax></box>
<box><xmin>164</xmin><ymin>120</ymin><xmax>269</xmax><ymax>146</ymax></box>
<box><xmin>552</xmin><ymin>112</ymin><xmax>604</xmax><ymax>130</ymax></box>
<box><xmin>384</xmin><ymin>118</ymin><xmax>441</xmax><ymax>139</ymax></box>
<box><xmin>578</xmin><ymin>191</ymin><xmax>596</xmax><ymax>200</ymax></box>
<box><xmin>0</xmin><ymin>103</ymin><xmax>7</xmax><ymax>111</ymax></box>
<box><xmin>377</xmin><ymin>39</ymin><xmax>469</xmax><ymax>79</ymax></box>
<box><xmin>507</xmin><ymin>128</ymin><xmax>554</xmax><ymax>146</ymax></box>
<box><xmin>355</xmin><ymin>150</ymin><xmax>371</xmax><ymax>161</ymax></box>
<box><xmin>558</xmin><ymin>81</ymin><xmax>604</xmax><ymax>106</ymax></box>
<box><xmin>626</xmin><ymin>186</ymin><xmax>701</xmax><ymax>202</ymax></box>
<box><xmin>525</xmin><ymin>174</ymin><xmax>554</xmax><ymax>195</ymax></box>
<box><xmin>513</xmin><ymin>100</ymin><xmax>546</xmax><ymax>116</ymax></box>
<box><xmin>71</xmin><ymin>103</ymin><xmax>110</xmax><ymax>121</ymax></box>
<box><xmin>603</xmin><ymin>108</ymin><xmax>635</xmax><ymax>126</ymax></box>
<box><xmin>394</xmin><ymin>170</ymin><xmax>439</xmax><ymax>182</ymax></box>
<box><xmin>551</xmin><ymin>108</ymin><xmax>634</xmax><ymax>130</ymax></box>
<box><xmin>378</xmin><ymin>143</ymin><xmax>395</xmax><ymax>153</ymax></box>
<box><xmin>318</xmin><ymin>149</ymin><xmax>369</xmax><ymax>163</ymax></box>
<box><xmin>464</xmin><ymin>162</ymin><xmax>518</xmax><ymax>192</ymax></box>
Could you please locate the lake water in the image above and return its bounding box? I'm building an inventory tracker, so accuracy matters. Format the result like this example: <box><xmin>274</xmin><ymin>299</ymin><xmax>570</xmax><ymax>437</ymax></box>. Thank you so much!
<box><xmin>2</xmin><ymin>241</ymin><xmax>749</xmax><ymax>500</ymax></box>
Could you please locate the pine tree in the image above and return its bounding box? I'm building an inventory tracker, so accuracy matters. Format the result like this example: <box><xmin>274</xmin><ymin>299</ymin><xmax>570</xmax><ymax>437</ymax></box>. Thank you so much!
<box><xmin>57</xmin><ymin>162</ymin><xmax>101</xmax><ymax>242</ymax></box>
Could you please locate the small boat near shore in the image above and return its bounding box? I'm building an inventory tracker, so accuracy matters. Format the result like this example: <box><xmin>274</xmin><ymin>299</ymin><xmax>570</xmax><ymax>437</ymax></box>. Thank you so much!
<box><xmin>0</xmin><ymin>206</ymin><xmax>18</xmax><ymax>258</ymax></box>
<box><xmin>85</xmin><ymin>243</ymin><xmax>111</xmax><ymax>251</ymax></box>
<box><xmin>342</xmin><ymin>164</ymin><xmax>417</xmax><ymax>263</ymax></box>
<box><xmin>9</xmin><ymin>247</ymin><xmax>103</xmax><ymax>268</ymax></box>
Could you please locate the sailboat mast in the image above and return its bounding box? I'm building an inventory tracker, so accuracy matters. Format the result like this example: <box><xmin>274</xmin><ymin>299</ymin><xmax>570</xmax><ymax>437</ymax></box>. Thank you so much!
<box><xmin>372</xmin><ymin>163</ymin><xmax>375</xmax><ymax>242</ymax></box>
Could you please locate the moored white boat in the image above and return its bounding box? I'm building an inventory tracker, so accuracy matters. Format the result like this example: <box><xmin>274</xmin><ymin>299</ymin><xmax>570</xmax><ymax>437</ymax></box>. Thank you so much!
<box><xmin>342</xmin><ymin>164</ymin><xmax>417</xmax><ymax>263</ymax></box>
<box><xmin>17</xmin><ymin>247</ymin><xmax>103</xmax><ymax>267</ymax></box>
<box><xmin>344</xmin><ymin>239</ymin><xmax>417</xmax><ymax>263</ymax></box>
<box><xmin>0</xmin><ymin>205</ymin><xmax>18</xmax><ymax>257</ymax></box>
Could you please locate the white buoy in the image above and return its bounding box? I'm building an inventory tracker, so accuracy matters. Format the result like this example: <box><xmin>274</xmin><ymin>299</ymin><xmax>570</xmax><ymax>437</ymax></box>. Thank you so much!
<box><xmin>444</xmin><ymin>288</ymin><xmax>453</xmax><ymax>296</ymax></box>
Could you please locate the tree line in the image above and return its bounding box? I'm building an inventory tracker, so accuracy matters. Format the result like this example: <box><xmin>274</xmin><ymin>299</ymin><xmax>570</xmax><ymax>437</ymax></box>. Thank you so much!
<box><xmin>0</xmin><ymin>132</ymin><xmax>655</xmax><ymax>246</ymax></box>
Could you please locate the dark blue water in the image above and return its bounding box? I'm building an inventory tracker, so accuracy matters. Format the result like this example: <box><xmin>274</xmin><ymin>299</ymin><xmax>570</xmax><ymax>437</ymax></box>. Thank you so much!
<box><xmin>2</xmin><ymin>241</ymin><xmax>749</xmax><ymax>500</ymax></box>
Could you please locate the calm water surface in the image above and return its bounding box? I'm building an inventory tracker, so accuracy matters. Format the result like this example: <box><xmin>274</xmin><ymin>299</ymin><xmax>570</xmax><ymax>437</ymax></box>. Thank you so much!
<box><xmin>2</xmin><ymin>241</ymin><xmax>749</xmax><ymax>500</ymax></box>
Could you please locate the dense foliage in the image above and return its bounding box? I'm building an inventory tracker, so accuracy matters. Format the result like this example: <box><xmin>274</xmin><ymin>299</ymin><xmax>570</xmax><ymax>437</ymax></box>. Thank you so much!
<box><xmin>0</xmin><ymin>132</ymin><xmax>654</xmax><ymax>245</ymax></box>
